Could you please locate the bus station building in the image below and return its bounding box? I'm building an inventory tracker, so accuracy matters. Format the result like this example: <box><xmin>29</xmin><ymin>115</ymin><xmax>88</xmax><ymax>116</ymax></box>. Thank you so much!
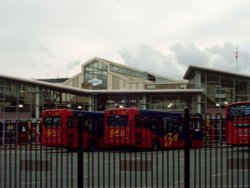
<box><xmin>1</xmin><ymin>57</ymin><xmax>250</xmax><ymax>121</ymax></box>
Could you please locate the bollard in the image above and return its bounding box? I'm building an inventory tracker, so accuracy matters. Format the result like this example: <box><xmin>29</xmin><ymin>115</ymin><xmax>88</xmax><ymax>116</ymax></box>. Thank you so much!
<box><xmin>184</xmin><ymin>108</ymin><xmax>190</xmax><ymax>188</ymax></box>
<box><xmin>77</xmin><ymin>114</ymin><xmax>84</xmax><ymax>188</ymax></box>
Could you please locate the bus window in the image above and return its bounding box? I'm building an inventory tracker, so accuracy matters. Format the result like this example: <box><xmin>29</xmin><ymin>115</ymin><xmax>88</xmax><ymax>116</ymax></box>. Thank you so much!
<box><xmin>141</xmin><ymin>117</ymin><xmax>159</xmax><ymax>130</ymax></box>
<box><xmin>44</xmin><ymin>117</ymin><xmax>61</xmax><ymax>127</ymax></box>
<box><xmin>230</xmin><ymin>105</ymin><xmax>250</xmax><ymax>116</ymax></box>
<box><xmin>244</xmin><ymin>106</ymin><xmax>250</xmax><ymax>115</ymax></box>
<box><xmin>150</xmin><ymin>119</ymin><xmax>158</xmax><ymax>130</ymax></box>
<box><xmin>107</xmin><ymin>115</ymin><xmax>128</xmax><ymax>127</ymax></box>
<box><xmin>163</xmin><ymin>120</ymin><xmax>170</xmax><ymax>132</ymax></box>
<box><xmin>226</xmin><ymin>102</ymin><xmax>250</xmax><ymax>145</ymax></box>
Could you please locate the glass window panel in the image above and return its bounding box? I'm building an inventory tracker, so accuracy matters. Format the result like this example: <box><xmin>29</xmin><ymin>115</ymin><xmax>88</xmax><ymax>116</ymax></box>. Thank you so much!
<box><xmin>83</xmin><ymin>61</ymin><xmax>107</xmax><ymax>89</ymax></box>
<box><xmin>235</xmin><ymin>78</ymin><xmax>248</xmax><ymax>95</ymax></box>
<box><xmin>151</xmin><ymin>95</ymin><xmax>164</xmax><ymax>110</ymax></box>
<box><xmin>221</xmin><ymin>75</ymin><xmax>234</xmax><ymax>103</ymax></box>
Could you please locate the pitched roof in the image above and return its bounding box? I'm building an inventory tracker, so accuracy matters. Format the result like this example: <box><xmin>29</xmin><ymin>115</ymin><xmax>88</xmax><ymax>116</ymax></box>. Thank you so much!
<box><xmin>83</xmin><ymin>57</ymin><xmax>174</xmax><ymax>82</ymax></box>
<box><xmin>183</xmin><ymin>65</ymin><xmax>250</xmax><ymax>80</ymax></box>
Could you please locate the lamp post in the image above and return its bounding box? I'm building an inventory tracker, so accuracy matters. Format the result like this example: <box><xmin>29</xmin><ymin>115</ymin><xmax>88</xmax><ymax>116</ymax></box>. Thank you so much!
<box><xmin>235</xmin><ymin>47</ymin><xmax>239</xmax><ymax>72</ymax></box>
<box><xmin>216</xmin><ymin>103</ymin><xmax>221</xmax><ymax>113</ymax></box>
<box><xmin>215</xmin><ymin>103</ymin><xmax>223</xmax><ymax>143</ymax></box>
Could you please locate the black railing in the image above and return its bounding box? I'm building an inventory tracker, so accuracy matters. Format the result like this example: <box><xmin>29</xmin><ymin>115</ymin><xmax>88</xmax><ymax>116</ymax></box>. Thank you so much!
<box><xmin>1</xmin><ymin>111</ymin><xmax>250</xmax><ymax>187</ymax></box>
<box><xmin>184</xmin><ymin>108</ymin><xmax>190</xmax><ymax>188</ymax></box>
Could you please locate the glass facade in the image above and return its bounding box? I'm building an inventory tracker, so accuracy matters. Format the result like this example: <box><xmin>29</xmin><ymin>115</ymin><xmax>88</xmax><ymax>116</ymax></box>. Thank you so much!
<box><xmin>189</xmin><ymin>69</ymin><xmax>250</xmax><ymax>115</ymax></box>
<box><xmin>83</xmin><ymin>61</ymin><xmax>107</xmax><ymax>89</ymax></box>
<box><xmin>149</xmin><ymin>95</ymin><xmax>193</xmax><ymax>111</ymax></box>
<box><xmin>5</xmin><ymin>59</ymin><xmax>250</xmax><ymax>119</ymax></box>
<box><xmin>0</xmin><ymin>77</ymin><xmax>198</xmax><ymax>120</ymax></box>
<box><xmin>95</xmin><ymin>94</ymin><xmax>195</xmax><ymax>112</ymax></box>
<box><xmin>110</xmin><ymin>64</ymin><xmax>170</xmax><ymax>82</ymax></box>
<box><xmin>0</xmin><ymin>81</ymin><xmax>35</xmax><ymax>120</ymax></box>
<box><xmin>0</xmin><ymin>79</ymin><xmax>89</xmax><ymax>120</ymax></box>
<box><xmin>96</xmin><ymin>94</ymin><xmax>144</xmax><ymax>111</ymax></box>
<box><xmin>110</xmin><ymin>64</ymin><xmax>149</xmax><ymax>80</ymax></box>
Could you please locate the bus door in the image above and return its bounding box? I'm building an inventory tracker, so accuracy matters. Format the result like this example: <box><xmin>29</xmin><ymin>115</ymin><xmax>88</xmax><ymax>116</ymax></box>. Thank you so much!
<box><xmin>135</xmin><ymin>116</ymin><xmax>165</xmax><ymax>150</ymax></box>
<box><xmin>190</xmin><ymin>115</ymin><xmax>204</xmax><ymax>147</ymax></box>
<box><xmin>135</xmin><ymin>114</ymin><xmax>145</xmax><ymax>148</ymax></box>
<box><xmin>83</xmin><ymin>118</ymin><xmax>103</xmax><ymax>151</ymax></box>
<box><xmin>67</xmin><ymin>115</ymin><xmax>98</xmax><ymax>151</ymax></box>
<box><xmin>66</xmin><ymin>116</ymin><xmax>76</xmax><ymax>151</ymax></box>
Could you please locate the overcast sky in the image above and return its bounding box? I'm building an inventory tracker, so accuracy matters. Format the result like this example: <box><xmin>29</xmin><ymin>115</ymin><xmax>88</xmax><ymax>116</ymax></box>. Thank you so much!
<box><xmin>1</xmin><ymin>0</ymin><xmax>250</xmax><ymax>80</ymax></box>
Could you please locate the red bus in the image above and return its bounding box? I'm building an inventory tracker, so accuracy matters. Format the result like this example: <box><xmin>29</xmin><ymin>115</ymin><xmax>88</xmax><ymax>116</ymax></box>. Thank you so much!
<box><xmin>104</xmin><ymin>108</ymin><xmax>203</xmax><ymax>150</ymax></box>
<box><xmin>41</xmin><ymin>109</ymin><xmax>104</xmax><ymax>150</ymax></box>
<box><xmin>226</xmin><ymin>102</ymin><xmax>250</xmax><ymax>145</ymax></box>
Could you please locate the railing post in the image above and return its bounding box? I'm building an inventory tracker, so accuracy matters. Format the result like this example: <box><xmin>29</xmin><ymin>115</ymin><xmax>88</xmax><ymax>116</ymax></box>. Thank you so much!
<box><xmin>184</xmin><ymin>108</ymin><xmax>190</xmax><ymax>188</ymax></box>
<box><xmin>77</xmin><ymin>114</ymin><xmax>84</xmax><ymax>188</ymax></box>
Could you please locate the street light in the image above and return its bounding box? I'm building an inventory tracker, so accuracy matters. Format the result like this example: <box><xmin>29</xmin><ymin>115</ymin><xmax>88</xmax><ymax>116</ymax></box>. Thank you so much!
<box><xmin>18</xmin><ymin>104</ymin><xmax>24</xmax><ymax>108</ymax></box>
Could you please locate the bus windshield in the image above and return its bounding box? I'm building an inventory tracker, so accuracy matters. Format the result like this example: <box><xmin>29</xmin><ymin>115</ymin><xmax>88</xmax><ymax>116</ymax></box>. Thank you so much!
<box><xmin>228</xmin><ymin>104</ymin><xmax>250</xmax><ymax>117</ymax></box>
<box><xmin>44</xmin><ymin>116</ymin><xmax>61</xmax><ymax>127</ymax></box>
<box><xmin>107</xmin><ymin>115</ymin><xmax>128</xmax><ymax>127</ymax></box>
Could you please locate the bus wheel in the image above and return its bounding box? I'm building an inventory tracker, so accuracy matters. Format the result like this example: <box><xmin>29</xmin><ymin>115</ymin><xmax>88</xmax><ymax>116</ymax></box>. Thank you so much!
<box><xmin>88</xmin><ymin>140</ymin><xmax>96</xmax><ymax>152</ymax></box>
<box><xmin>152</xmin><ymin>140</ymin><xmax>160</xmax><ymax>151</ymax></box>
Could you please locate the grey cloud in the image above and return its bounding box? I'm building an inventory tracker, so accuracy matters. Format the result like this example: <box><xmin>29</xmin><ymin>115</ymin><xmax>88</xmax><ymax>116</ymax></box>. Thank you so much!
<box><xmin>120</xmin><ymin>44</ymin><xmax>183</xmax><ymax>79</ymax></box>
<box><xmin>204</xmin><ymin>43</ymin><xmax>250</xmax><ymax>73</ymax></box>
<box><xmin>39</xmin><ymin>45</ymin><xmax>56</xmax><ymax>58</ymax></box>
<box><xmin>120</xmin><ymin>43</ymin><xmax>250</xmax><ymax>80</ymax></box>
<box><xmin>170</xmin><ymin>42</ymin><xmax>250</xmax><ymax>73</ymax></box>
<box><xmin>67</xmin><ymin>60</ymin><xmax>81</xmax><ymax>69</ymax></box>
<box><xmin>170</xmin><ymin>43</ymin><xmax>208</xmax><ymax>66</ymax></box>
<box><xmin>205</xmin><ymin>43</ymin><xmax>236</xmax><ymax>70</ymax></box>
<box><xmin>32</xmin><ymin>62</ymin><xmax>51</xmax><ymax>67</ymax></box>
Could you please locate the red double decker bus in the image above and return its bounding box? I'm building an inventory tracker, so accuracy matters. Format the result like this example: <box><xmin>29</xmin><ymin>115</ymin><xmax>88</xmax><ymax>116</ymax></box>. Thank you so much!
<box><xmin>41</xmin><ymin>109</ymin><xmax>104</xmax><ymax>151</ymax></box>
<box><xmin>226</xmin><ymin>102</ymin><xmax>250</xmax><ymax>145</ymax></box>
<box><xmin>104</xmin><ymin>108</ymin><xmax>203</xmax><ymax>150</ymax></box>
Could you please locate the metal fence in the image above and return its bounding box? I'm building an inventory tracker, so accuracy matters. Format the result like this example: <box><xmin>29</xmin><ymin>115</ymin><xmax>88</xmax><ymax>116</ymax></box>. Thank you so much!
<box><xmin>0</xmin><ymin>109</ymin><xmax>250</xmax><ymax>188</ymax></box>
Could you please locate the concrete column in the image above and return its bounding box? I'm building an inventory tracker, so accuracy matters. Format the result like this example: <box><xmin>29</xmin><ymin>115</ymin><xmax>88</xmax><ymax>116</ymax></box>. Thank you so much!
<box><xmin>142</xmin><ymin>95</ymin><xmax>147</xmax><ymax>109</ymax></box>
<box><xmin>197</xmin><ymin>95</ymin><xmax>201</xmax><ymax>114</ymax></box>
<box><xmin>88</xmin><ymin>95</ymin><xmax>95</xmax><ymax>111</ymax></box>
